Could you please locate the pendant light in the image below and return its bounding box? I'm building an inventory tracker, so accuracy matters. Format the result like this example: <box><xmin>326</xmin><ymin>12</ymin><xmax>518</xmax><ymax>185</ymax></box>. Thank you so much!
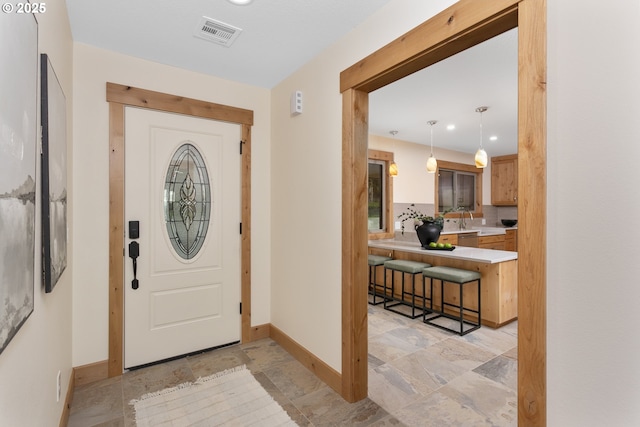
<box><xmin>389</xmin><ymin>130</ymin><xmax>399</xmax><ymax>177</ymax></box>
<box><xmin>474</xmin><ymin>106</ymin><xmax>488</xmax><ymax>168</ymax></box>
<box><xmin>426</xmin><ymin>120</ymin><xmax>438</xmax><ymax>173</ymax></box>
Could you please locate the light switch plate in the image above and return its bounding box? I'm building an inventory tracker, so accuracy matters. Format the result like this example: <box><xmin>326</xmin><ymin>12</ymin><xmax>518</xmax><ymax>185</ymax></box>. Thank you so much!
<box><xmin>290</xmin><ymin>90</ymin><xmax>302</xmax><ymax>115</ymax></box>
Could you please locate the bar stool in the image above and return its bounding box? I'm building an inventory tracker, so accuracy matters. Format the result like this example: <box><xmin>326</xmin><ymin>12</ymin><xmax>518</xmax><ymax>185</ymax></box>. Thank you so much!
<box><xmin>383</xmin><ymin>259</ymin><xmax>432</xmax><ymax>318</ymax></box>
<box><xmin>368</xmin><ymin>254</ymin><xmax>392</xmax><ymax>305</ymax></box>
<box><xmin>422</xmin><ymin>266</ymin><xmax>481</xmax><ymax>336</ymax></box>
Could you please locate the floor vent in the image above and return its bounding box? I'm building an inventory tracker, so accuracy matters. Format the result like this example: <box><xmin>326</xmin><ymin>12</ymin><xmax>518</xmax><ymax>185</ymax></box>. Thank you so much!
<box><xmin>194</xmin><ymin>16</ymin><xmax>242</xmax><ymax>47</ymax></box>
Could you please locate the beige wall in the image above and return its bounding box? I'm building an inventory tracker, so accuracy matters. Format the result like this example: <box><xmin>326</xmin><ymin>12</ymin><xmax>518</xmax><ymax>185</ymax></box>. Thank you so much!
<box><xmin>547</xmin><ymin>0</ymin><xmax>640</xmax><ymax>425</ymax></box>
<box><xmin>71</xmin><ymin>44</ymin><xmax>272</xmax><ymax>366</ymax></box>
<box><xmin>270</xmin><ymin>0</ymin><xmax>457</xmax><ymax>371</ymax></box>
<box><xmin>0</xmin><ymin>0</ymin><xmax>74</xmax><ymax>425</ymax></box>
<box><xmin>368</xmin><ymin>133</ymin><xmax>492</xmax><ymax>204</ymax></box>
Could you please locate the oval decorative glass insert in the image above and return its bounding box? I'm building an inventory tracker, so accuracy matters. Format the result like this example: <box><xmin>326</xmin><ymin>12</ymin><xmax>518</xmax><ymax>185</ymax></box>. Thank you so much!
<box><xmin>164</xmin><ymin>143</ymin><xmax>211</xmax><ymax>260</ymax></box>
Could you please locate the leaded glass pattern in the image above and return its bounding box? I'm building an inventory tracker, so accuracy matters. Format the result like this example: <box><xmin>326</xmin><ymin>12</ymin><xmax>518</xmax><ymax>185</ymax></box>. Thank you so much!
<box><xmin>164</xmin><ymin>143</ymin><xmax>211</xmax><ymax>260</ymax></box>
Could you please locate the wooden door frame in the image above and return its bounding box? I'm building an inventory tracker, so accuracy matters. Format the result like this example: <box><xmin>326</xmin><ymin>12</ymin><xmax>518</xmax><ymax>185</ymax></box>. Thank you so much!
<box><xmin>106</xmin><ymin>83</ymin><xmax>254</xmax><ymax>377</ymax></box>
<box><xmin>340</xmin><ymin>0</ymin><xmax>546</xmax><ymax>425</ymax></box>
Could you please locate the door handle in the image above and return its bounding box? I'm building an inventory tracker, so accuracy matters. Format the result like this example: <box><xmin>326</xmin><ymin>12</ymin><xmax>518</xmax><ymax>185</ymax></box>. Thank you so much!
<box><xmin>129</xmin><ymin>241</ymin><xmax>139</xmax><ymax>290</ymax></box>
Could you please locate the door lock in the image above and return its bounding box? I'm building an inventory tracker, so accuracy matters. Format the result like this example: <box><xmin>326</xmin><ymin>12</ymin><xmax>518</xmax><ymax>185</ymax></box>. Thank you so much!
<box><xmin>129</xmin><ymin>220</ymin><xmax>140</xmax><ymax>239</ymax></box>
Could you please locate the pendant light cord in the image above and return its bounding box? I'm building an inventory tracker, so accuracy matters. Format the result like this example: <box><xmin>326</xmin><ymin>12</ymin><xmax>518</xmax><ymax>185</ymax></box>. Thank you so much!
<box><xmin>479</xmin><ymin>111</ymin><xmax>484</xmax><ymax>149</ymax></box>
<box><xmin>430</xmin><ymin>124</ymin><xmax>434</xmax><ymax>155</ymax></box>
<box><xmin>476</xmin><ymin>106</ymin><xmax>488</xmax><ymax>149</ymax></box>
<box><xmin>427</xmin><ymin>120</ymin><xmax>437</xmax><ymax>155</ymax></box>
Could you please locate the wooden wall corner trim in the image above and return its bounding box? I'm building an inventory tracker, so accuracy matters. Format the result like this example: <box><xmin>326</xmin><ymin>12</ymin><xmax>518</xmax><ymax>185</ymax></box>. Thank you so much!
<box><xmin>74</xmin><ymin>360</ymin><xmax>110</xmax><ymax>387</ymax></box>
<box><xmin>517</xmin><ymin>0</ymin><xmax>547</xmax><ymax>424</ymax></box>
<box><xmin>108</xmin><ymin>101</ymin><xmax>125</xmax><ymax>378</ymax></box>
<box><xmin>341</xmin><ymin>89</ymin><xmax>370</xmax><ymax>403</ymax></box>
<box><xmin>59</xmin><ymin>369</ymin><xmax>75</xmax><ymax>427</ymax></box>
<box><xmin>60</xmin><ymin>360</ymin><xmax>109</xmax><ymax>426</ymax></box>
<box><xmin>240</xmin><ymin>124</ymin><xmax>253</xmax><ymax>344</ymax></box>
<box><xmin>269</xmin><ymin>324</ymin><xmax>342</xmax><ymax>394</ymax></box>
<box><xmin>249</xmin><ymin>323</ymin><xmax>270</xmax><ymax>341</ymax></box>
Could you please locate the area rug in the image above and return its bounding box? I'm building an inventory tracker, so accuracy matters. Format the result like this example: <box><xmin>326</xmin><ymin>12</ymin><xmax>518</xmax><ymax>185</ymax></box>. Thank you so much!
<box><xmin>131</xmin><ymin>365</ymin><xmax>298</xmax><ymax>426</ymax></box>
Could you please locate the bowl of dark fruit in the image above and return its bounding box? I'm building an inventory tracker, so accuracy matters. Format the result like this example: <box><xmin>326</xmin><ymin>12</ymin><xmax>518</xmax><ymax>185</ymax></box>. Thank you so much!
<box><xmin>501</xmin><ymin>219</ymin><xmax>518</xmax><ymax>227</ymax></box>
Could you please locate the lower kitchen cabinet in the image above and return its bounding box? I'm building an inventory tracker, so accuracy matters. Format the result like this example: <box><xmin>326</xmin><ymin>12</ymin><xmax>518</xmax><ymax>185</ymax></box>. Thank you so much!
<box><xmin>437</xmin><ymin>234</ymin><xmax>458</xmax><ymax>245</ymax></box>
<box><xmin>505</xmin><ymin>229</ymin><xmax>517</xmax><ymax>251</ymax></box>
<box><xmin>478</xmin><ymin>234</ymin><xmax>506</xmax><ymax>250</ymax></box>
<box><xmin>369</xmin><ymin>247</ymin><xmax>393</xmax><ymax>258</ymax></box>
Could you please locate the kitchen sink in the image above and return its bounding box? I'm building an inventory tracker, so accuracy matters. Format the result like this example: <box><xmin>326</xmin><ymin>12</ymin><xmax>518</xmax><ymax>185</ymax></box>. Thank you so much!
<box><xmin>473</xmin><ymin>227</ymin><xmax>506</xmax><ymax>236</ymax></box>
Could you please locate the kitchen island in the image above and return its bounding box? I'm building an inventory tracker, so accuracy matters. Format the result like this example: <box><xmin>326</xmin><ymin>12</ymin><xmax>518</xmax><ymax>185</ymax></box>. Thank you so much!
<box><xmin>369</xmin><ymin>240</ymin><xmax>517</xmax><ymax>328</ymax></box>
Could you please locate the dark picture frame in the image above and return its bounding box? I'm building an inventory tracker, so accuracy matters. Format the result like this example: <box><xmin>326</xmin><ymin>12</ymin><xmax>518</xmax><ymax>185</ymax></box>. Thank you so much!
<box><xmin>0</xmin><ymin>12</ymin><xmax>38</xmax><ymax>354</ymax></box>
<box><xmin>40</xmin><ymin>53</ymin><xmax>68</xmax><ymax>293</ymax></box>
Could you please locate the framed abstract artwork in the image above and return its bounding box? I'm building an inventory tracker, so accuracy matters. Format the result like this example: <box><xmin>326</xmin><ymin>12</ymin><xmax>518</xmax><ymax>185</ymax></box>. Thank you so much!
<box><xmin>0</xmin><ymin>12</ymin><xmax>38</xmax><ymax>354</ymax></box>
<box><xmin>40</xmin><ymin>53</ymin><xmax>68</xmax><ymax>293</ymax></box>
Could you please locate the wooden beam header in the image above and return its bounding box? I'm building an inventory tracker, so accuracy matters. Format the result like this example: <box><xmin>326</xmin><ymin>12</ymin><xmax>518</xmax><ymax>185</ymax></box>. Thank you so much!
<box><xmin>340</xmin><ymin>0</ymin><xmax>519</xmax><ymax>93</ymax></box>
<box><xmin>106</xmin><ymin>83</ymin><xmax>254</xmax><ymax>126</ymax></box>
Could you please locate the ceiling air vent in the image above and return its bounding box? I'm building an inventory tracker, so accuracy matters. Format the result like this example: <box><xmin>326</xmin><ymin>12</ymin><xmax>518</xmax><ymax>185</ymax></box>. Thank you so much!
<box><xmin>194</xmin><ymin>16</ymin><xmax>242</xmax><ymax>47</ymax></box>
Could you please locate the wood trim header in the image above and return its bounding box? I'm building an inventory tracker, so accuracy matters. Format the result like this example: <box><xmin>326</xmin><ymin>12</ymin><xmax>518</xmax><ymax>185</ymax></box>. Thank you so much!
<box><xmin>340</xmin><ymin>0</ymin><xmax>520</xmax><ymax>93</ymax></box>
<box><xmin>106</xmin><ymin>83</ymin><xmax>254</xmax><ymax>125</ymax></box>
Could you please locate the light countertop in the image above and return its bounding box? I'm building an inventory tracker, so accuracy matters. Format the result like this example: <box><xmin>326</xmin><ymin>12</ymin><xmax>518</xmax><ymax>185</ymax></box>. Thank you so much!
<box><xmin>369</xmin><ymin>239</ymin><xmax>518</xmax><ymax>264</ymax></box>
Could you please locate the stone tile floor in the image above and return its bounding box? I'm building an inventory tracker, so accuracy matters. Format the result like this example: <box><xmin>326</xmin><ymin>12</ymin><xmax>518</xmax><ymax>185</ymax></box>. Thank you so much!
<box><xmin>68</xmin><ymin>304</ymin><xmax>517</xmax><ymax>426</ymax></box>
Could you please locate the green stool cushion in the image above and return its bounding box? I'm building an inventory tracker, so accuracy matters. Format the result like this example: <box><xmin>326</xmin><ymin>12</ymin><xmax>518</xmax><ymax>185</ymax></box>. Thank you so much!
<box><xmin>368</xmin><ymin>255</ymin><xmax>392</xmax><ymax>266</ymax></box>
<box><xmin>422</xmin><ymin>266</ymin><xmax>481</xmax><ymax>283</ymax></box>
<box><xmin>384</xmin><ymin>259</ymin><xmax>431</xmax><ymax>274</ymax></box>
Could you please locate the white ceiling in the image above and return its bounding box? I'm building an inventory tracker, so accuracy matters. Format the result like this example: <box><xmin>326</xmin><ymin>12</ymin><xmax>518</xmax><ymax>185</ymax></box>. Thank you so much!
<box><xmin>66</xmin><ymin>0</ymin><xmax>517</xmax><ymax>156</ymax></box>
<box><xmin>370</xmin><ymin>28</ymin><xmax>518</xmax><ymax>156</ymax></box>
<box><xmin>65</xmin><ymin>0</ymin><xmax>392</xmax><ymax>88</ymax></box>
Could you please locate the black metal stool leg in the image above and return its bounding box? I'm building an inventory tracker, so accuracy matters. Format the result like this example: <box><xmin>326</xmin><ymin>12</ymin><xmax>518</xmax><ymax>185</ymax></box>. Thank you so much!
<box><xmin>459</xmin><ymin>280</ymin><xmax>464</xmax><ymax>335</ymax></box>
<box><xmin>384</xmin><ymin>268</ymin><xmax>395</xmax><ymax>311</ymax></box>
<box><xmin>477</xmin><ymin>278</ymin><xmax>481</xmax><ymax>328</ymax></box>
<box><xmin>383</xmin><ymin>268</ymin><xmax>388</xmax><ymax>309</ymax></box>
<box><xmin>372</xmin><ymin>264</ymin><xmax>377</xmax><ymax>304</ymax></box>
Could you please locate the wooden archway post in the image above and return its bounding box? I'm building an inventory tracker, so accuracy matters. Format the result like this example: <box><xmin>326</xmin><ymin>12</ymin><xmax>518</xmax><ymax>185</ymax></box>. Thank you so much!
<box><xmin>340</xmin><ymin>1</ymin><xmax>546</xmax><ymax>425</ymax></box>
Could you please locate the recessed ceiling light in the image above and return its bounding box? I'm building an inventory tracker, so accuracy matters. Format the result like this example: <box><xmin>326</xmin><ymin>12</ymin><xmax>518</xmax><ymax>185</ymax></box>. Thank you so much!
<box><xmin>446</xmin><ymin>124</ymin><xmax>455</xmax><ymax>130</ymax></box>
<box><xmin>228</xmin><ymin>0</ymin><xmax>253</xmax><ymax>5</ymax></box>
<box><xmin>489</xmin><ymin>135</ymin><xmax>498</xmax><ymax>141</ymax></box>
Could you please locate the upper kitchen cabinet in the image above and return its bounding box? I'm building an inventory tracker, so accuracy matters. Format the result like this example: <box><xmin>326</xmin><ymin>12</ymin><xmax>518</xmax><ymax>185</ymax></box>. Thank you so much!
<box><xmin>491</xmin><ymin>154</ymin><xmax>518</xmax><ymax>206</ymax></box>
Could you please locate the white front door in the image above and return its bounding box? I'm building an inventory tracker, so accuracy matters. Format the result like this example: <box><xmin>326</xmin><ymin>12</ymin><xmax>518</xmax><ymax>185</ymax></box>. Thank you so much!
<box><xmin>124</xmin><ymin>107</ymin><xmax>241</xmax><ymax>368</ymax></box>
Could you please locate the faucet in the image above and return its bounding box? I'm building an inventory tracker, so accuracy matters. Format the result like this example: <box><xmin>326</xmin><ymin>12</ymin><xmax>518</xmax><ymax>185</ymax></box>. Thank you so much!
<box><xmin>457</xmin><ymin>206</ymin><xmax>474</xmax><ymax>230</ymax></box>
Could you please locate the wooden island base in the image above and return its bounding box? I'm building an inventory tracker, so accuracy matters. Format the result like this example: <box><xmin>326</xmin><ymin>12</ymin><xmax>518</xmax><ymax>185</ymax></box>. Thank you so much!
<box><xmin>369</xmin><ymin>242</ymin><xmax>517</xmax><ymax>328</ymax></box>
